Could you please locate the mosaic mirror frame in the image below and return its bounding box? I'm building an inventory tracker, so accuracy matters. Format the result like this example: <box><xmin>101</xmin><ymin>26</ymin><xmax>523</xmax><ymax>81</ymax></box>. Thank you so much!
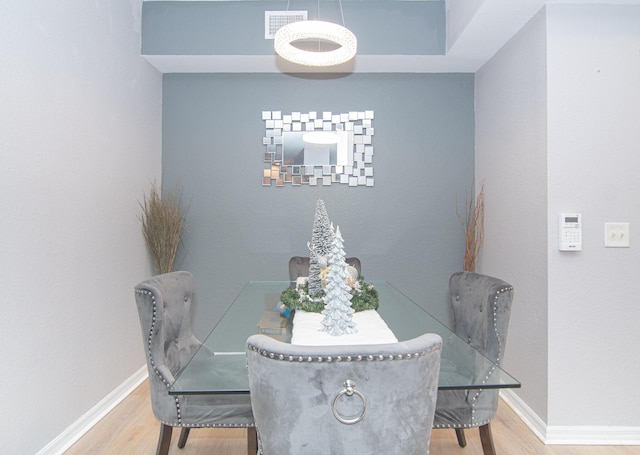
<box><xmin>262</xmin><ymin>110</ymin><xmax>374</xmax><ymax>187</ymax></box>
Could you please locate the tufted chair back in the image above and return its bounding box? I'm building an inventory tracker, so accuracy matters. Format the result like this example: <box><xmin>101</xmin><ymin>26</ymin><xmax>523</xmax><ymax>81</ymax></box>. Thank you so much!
<box><xmin>450</xmin><ymin>272</ymin><xmax>513</xmax><ymax>370</ymax></box>
<box><xmin>134</xmin><ymin>272</ymin><xmax>255</xmax><ymax>455</ymax></box>
<box><xmin>135</xmin><ymin>271</ymin><xmax>202</xmax><ymax>424</ymax></box>
<box><xmin>288</xmin><ymin>256</ymin><xmax>362</xmax><ymax>282</ymax></box>
<box><xmin>247</xmin><ymin>333</ymin><xmax>442</xmax><ymax>455</ymax></box>
<box><xmin>433</xmin><ymin>272</ymin><xmax>514</xmax><ymax>454</ymax></box>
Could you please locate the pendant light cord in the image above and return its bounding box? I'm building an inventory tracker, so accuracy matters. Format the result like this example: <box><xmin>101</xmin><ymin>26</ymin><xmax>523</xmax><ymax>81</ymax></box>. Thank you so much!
<box><xmin>313</xmin><ymin>0</ymin><xmax>347</xmax><ymax>50</ymax></box>
<box><xmin>286</xmin><ymin>0</ymin><xmax>346</xmax><ymax>26</ymax></box>
<box><xmin>280</xmin><ymin>0</ymin><xmax>347</xmax><ymax>57</ymax></box>
<box><xmin>318</xmin><ymin>0</ymin><xmax>347</xmax><ymax>26</ymax></box>
<box><xmin>338</xmin><ymin>0</ymin><xmax>346</xmax><ymax>27</ymax></box>
<box><xmin>318</xmin><ymin>0</ymin><xmax>321</xmax><ymax>51</ymax></box>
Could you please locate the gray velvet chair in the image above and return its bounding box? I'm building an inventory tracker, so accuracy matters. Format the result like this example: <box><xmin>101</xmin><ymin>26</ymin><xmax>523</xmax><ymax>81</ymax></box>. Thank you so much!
<box><xmin>134</xmin><ymin>271</ymin><xmax>256</xmax><ymax>455</ymax></box>
<box><xmin>246</xmin><ymin>333</ymin><xmax>442</xmax><ymax>455</ymax></box>
<box><xmin>288</xmin><ymin>256</ymin><xmax>362</xmax><ymax>282</ymax></box>
<box><xmin>433</xmin><ymin>271</ymin><xmax>514</xmax><ymax>455</ymax></box>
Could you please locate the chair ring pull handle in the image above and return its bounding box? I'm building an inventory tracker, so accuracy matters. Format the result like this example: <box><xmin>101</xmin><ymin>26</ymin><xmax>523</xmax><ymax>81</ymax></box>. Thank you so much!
<box><xmin>332</xmin><ymin>379</ymin><xmax>367</xmax><ymax>425</ymax></box>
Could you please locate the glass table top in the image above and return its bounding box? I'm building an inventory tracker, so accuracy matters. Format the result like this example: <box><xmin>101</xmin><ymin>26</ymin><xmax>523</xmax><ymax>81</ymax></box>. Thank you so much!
<box><xmin>170</xmin><ymin>281</ymin><xmax>520</xmax><ymax>395</ymax></box>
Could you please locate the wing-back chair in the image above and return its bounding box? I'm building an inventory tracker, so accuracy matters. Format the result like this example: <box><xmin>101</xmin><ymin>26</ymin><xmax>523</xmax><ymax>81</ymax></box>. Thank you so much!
<box><xmin>134</xmin><ymin>271</ymin><xmax>255</xmax><ymax>455</ymax></box>
<box><xmin>246</xmin><ymin>333</ymin><xmax>442</xmax><ymax>455</ymax></box>
<box><xmin>433</xmin><ymin>271</ymin><xmax>514</xmax><ymax>455</ymax></box>
<box><xmin>288</xmin><ymin>256</ymin><xmax>362</xmax><ymax>282</ymax></box>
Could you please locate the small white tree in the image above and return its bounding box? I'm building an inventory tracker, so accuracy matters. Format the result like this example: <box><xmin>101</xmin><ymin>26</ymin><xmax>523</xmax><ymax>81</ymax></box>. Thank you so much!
<box><xmin>321</xmin><ymin>226</ymin><xmax>357</xmax><ymax>336</ymax></box>
<box><xmin>308</xmin><ymin>199</ymin><xmax>333</xmax><ymax>297</ymax></box>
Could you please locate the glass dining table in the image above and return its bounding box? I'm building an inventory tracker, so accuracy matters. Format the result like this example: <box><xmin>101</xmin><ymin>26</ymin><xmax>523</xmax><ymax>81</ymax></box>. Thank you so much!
<box><xmin>170</xmin><ymin>281</ymin><xmax>520</xmax><ymax>395</ymax></box>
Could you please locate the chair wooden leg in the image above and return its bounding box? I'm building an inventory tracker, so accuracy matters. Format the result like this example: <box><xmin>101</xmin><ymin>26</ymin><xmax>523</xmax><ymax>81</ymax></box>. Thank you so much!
<box><xmin>177</xmin><ymin>427</ymin><xmax>190</xmax><ymax>449</ymax></box>
<box><xmin>156</xmin><ymin>424</ymin><xmax>173</xmax><ymax>455</ymax></box>
<box><xmin>455</xmin><ymin>428</ymin><xmax>467</xmax><ymax>447</ymax></box>
<box><xmin>479</xmin><ymin>423</ymin><xmax>496</xmax><ymax>455</ymax></box>
<box><xmin>248</xmin><ymin>426</ymin><xmax>258</xmax><ymax>455</ymax></box>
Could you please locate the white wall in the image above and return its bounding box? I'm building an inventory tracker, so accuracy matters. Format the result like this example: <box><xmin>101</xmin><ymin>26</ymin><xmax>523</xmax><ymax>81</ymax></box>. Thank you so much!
<box><xmin>477</xmin><ymin>3</ymin><xmax>640</xmax><ymax>442</ymax></box>
<box><xmin>546</xmin><ymin>4</ymin><xmax>640</xmax><ymax>430</ymax></box>
<box><xmin>446</xmin><ymin>0</ymin><xmax>486</xmax><ymax>50</ymax></box>
<box><xmin>445</xmin><ymin>0</ymin><xmax>546</xmax><ymax>69</ymax></box>
<box><xmin>475</xmin><ymin>8</ymin><xmax>549</xmax><ymax>423</ymax></box>
<box><xmin>0</xmin><ymin>1</ymin><xmax>162</xmax><ymax>453</ymax></box>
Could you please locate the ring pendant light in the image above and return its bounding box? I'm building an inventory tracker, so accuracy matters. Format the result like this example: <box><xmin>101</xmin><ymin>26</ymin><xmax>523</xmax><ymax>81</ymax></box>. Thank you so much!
<box><xmin>274</xmin><ymin>1</ymin><xmax>357</xmax><ymax>67</ymax></box>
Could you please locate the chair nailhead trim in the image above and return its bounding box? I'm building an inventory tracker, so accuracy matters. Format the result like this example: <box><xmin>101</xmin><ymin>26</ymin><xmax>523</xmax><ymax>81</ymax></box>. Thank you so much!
<box><xmin>247</xmin><ymin>343</ymin><xmax>441</xmax><ymax>362</ymax></box>
<box><xmin>433</xmin><ymin>284</ymin><xmax>514</xmax><ymax>430</ymax></box>
<box><xmin>137</xmin><ymin>286</ymin><xmax>256</xmax><ymax>429</ymax></box>
<box><xmin>159</xmin><ymin>419</ymin><xmax>256</xmax><ymax>429</ymax></box>
<box><xmin>468</xmin><ymin>285</ymin><xmax>513</xmax><ymax>425</ymax></box>
<box><xmin>135</xmin><ymin>287</ymin><xmax>184</xmax><ymax>425</ymax></box>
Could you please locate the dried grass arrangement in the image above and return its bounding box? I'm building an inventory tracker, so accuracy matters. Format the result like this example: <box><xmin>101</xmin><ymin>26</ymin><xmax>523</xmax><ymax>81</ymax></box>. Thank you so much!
<box><xmin>140</xmin><ymin>183</ymin><xmax>188</xmax><ymax>275</ymax></box>
<box><xmin>457</xmin><ymin>181</ymin><xmax>485</xmax><ymax>272</ymax></box>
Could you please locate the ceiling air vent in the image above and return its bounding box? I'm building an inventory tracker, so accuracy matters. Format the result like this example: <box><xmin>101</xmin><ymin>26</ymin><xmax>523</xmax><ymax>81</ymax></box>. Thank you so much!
<box><xmin>265</xmin><ymin>11</ymin><xmax>307</xmax><ymax>39</ymax></box>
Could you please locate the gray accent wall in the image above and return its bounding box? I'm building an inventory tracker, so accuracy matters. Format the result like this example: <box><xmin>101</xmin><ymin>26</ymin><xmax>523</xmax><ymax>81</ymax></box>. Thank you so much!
<box><xmin>162</xmin><ymin>72</ymin><xmax>474</xmax><ymax>338</ymax></box>
<box><xmin>142</xmin><ymin>1</ymin><xmax>446</xmax><ymax>56</ymax></box>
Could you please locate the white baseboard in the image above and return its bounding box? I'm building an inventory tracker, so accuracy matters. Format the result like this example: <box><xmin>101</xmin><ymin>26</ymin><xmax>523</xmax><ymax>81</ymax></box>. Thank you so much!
<box><xmin>500</xmin><ymin>389</ymin><xmax>640</xmax><ymax>446</ymax></box>
<box><xmin>36</xmin><ymin>365</ymin><xmax>148</xmax><ymax>455</ymax></box>
<box><xmin>500</xmin><ymin>389</ymin><xmax>548</xmax><ymax>442</ymax></box>
<box><xmin>545</xmin><ymin>425</ymin><xmax>640</xmax><ymax>445</ymax></box>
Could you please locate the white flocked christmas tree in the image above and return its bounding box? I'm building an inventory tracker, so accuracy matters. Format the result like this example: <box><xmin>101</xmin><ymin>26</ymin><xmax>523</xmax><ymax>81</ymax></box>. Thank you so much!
<box><xmin>308</xmin><ymin>199</ymin><xmax>333</xmax><ymax>298</ymax></box>
<box><xmin>321</xmin><ymin>225</ymin><xmax>357</xmax><ymax>336</ymax></box>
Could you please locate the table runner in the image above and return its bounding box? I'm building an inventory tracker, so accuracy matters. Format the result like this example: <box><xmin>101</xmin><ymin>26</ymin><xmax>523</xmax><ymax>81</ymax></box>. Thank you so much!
<box><xmin>291</xmin><ymin>309</ymin><xmax>398</xmax><ymax>346</ymax></box>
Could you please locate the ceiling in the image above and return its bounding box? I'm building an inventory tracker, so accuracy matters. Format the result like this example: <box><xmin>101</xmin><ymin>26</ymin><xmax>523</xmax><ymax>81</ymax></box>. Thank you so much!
<box><xmin>141</xmin><ymin>0</ymin><xmax>640</xmax><ymax>73</ymax></box>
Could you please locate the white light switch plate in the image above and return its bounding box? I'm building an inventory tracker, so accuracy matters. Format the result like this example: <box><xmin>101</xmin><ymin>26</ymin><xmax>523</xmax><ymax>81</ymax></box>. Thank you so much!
<box><xmin>604</xmin><ymin>222</ymin><xmax>630</xmax><ymax>247</ymax></box>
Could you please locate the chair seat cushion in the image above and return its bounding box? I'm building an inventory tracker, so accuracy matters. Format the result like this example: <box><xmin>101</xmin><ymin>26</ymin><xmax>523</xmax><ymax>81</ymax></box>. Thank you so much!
<box><xmin>179</xmin><ymin>393</ymin><xmax>254</xmax><ymax>427</ymax></box>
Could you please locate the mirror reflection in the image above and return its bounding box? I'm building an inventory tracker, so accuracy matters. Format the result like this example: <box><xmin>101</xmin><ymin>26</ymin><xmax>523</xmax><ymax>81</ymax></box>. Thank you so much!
<box><xmin>283</xmin><ymin>131</ymin><xmax>353</xmax><ymax>166</ymax></box>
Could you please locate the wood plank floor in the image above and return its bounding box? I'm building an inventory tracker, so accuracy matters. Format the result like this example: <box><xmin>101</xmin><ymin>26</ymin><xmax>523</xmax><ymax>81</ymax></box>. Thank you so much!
<box><xmin>65</xmin><ymin>380</ymin><xmax>639</xmax><ymax>455</ymax></box>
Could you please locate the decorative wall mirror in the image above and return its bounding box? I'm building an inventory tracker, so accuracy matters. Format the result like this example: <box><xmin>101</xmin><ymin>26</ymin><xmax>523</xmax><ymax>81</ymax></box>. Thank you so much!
<box><xmin>262</xmin><ymin>110</ymin><xmax>374</xmax><ymax>187</ymax></box>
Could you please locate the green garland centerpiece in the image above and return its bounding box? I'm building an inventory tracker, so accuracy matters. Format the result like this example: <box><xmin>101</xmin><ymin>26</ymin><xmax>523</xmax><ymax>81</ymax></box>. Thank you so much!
<box><xmin>280</xmin><ymin>199</ymin><xmax>379</xmax><ymax>315</ymax></box>
<box><xmin>281</xmin><ymin>276</ymin><xmax>379</xmax><ymax>314</ymax></box>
